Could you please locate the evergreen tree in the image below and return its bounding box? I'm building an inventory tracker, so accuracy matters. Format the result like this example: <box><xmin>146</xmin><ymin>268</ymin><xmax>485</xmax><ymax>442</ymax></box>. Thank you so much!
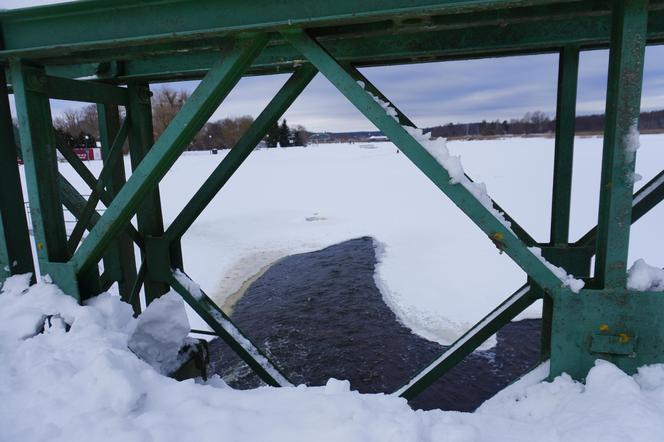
<box><xmin>278</xmin><ymin>119</ymin><xmax>291</xmax><ymax>147</ymax></box>
<box><xmin>266</xmin><ymin>122</ymin><xmax>280</xmax><ymax>147</ymax></box>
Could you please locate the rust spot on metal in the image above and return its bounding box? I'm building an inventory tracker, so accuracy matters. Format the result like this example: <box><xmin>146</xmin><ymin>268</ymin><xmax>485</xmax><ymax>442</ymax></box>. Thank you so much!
<box><xmin>490</xmin><ymin>232</ymin><xmax>505</xmax><ymax>253</ymax></box>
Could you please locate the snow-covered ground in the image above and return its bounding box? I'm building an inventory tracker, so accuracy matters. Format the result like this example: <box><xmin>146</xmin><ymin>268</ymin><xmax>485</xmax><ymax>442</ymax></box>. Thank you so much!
<box><xmin>4</xmin><ymin>135</ymin><xmax>664</xmax><ymax>440</ymax></box>
<box><xmin>3</xmin><ymin>276</ymin><xmax>664</xmax><ymax>442</ymax></box>
<box><xmin>28</xmin><ymin>135</ymin><xmax>663</xmax><ymax>345</ymax></box>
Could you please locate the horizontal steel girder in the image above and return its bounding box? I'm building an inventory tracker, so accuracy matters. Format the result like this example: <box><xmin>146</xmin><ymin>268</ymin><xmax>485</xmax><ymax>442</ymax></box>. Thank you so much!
<box><xmin>0</xmin><ymin>0</ymin><xmax>598</xmax><ymax>55</ymax></box>
<box><xmin>1</xmin><ymin>1</ymin><xmax>664</xmax><ymax>83</ymax></box>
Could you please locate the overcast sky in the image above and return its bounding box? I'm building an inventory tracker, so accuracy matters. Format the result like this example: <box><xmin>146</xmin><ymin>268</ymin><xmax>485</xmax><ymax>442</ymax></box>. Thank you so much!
<box><xmin>4</xmin><ymin>0</ymin><xmax>664</xmax><ymax>132</ymax></box>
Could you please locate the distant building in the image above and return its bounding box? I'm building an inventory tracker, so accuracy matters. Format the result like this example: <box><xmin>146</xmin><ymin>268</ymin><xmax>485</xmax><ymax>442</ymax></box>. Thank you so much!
<box><xmin>368</xmin><ymin>135</ymin><xmax>389</xmax><ymax>142</ymax></box>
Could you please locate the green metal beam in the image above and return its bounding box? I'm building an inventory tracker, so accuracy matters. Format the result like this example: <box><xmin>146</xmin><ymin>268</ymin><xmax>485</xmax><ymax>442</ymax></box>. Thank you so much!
<box><xmin>164</xmin><ymin>64</ymin><xmax>317</xmax><ymax>241</ymax></box>
<box><xmin>66</xmin><ymin>118</ymin><xmax>128</xmax><ymax>252</ymax></box>
<box><xmin>0</xmin><ymin>0</ymin><xmax>587</xmax><ymax>57</ymax></box>
<box><xmin>550</xmin><ymin>46</ymin><xmax>579</xmax><ymax>246</ymax></box>
<box><xmin>127</xmin><ymin>261</ymin><xmax>146</xmax><ymax>314</ymax></box>
<box><xmin>576</xmin><ymin>168</ymin><xmax>664</xmax><ymax>248</ymax></box>
<box><xmin>55</xmin><ymin>142</ymin><xmax>146</xmax><ymax>249</ymax></box>
<box><xmin>0</xmin><ymin>68</ymin><xmax>34</xmax><ymax>285</ymax></box>
<box><xmin>11</xmin><ymin>62</ymin><xmax>69</xmax><ymax>270</ymax></box>
<box><xmin>169</xmin><ymin>270</ymin><xmax>292</xmax><ymax>387</ymax></box>
<box><xmin>395</xmin><ymin>284</ymin><xmax>536</xmax><ymax>400</ymax></box>
<box><xmin>58</xmin><ymin>172</ymin><xmax>143</xmax><ymax>248</ymax></box>
<box><xmin>97</xmin><ymin>104</ymin><xmax>137</xmax><ymax>307</ymax></box>
<box><xmin>71</xmin><ymin>36</ymin><xmax>269</xmax><ymax>280</ymax></box>
<box><xmin>594</xmin><ymin>0</ymin><xmax>649</xmax><ymax>289</ymax></box>
<box><xmin>399</xmin><ymin>164</ymin><xmax>663</xmax><ymax>398</ymax></box>
<box><xmin>45</xmin><ymin>75</ymin><xmax>128</xmax><ymax>105</ymax></box>
<box><xmin>29</xmin><ymin>6</ymin><xmax>664</xmax><ymax>84</ymax></box>
<box><xmin>284</xmin><ymin>29</ymin><xmax>564</xmax><ymax>292</ymax></box>
<box><xmin>542</xmin><ymin>45</ymin><xmax>579</xmax><ymax>360</ymax></box>
<box><xmin>126</xmin><ymin>82</ymin><xmax>169</xmax><ymax>305</ymax></box>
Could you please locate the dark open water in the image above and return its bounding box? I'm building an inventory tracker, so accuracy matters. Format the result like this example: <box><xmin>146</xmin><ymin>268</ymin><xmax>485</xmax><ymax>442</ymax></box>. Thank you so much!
<box><xmin>208</xmin><ymin>236</ymin><xmax>541</xmax><ymax>411</ymax></box>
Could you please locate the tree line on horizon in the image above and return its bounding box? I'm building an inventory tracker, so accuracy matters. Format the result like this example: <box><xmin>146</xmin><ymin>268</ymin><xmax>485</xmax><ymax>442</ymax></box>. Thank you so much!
<box><xmin>43</xmin><ymin>86</ymin><xmax>310</xmax><ymax>152</ymax></box>
<box><xmin>14</xmin><ymin>84</ymin><xmax>664</xmax><ymax>151</ymax></box>
<box><xmin>427</xmin><ymin>109</ymin><xmax>664</xmax><ymax>138</ymax></box>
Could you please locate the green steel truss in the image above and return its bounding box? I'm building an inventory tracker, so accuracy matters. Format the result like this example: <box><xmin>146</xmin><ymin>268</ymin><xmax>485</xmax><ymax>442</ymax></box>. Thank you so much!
<box><xmin>1</xmin><ymin>0</ymin><xmax>664</xmax><ymax>402</ymax></box>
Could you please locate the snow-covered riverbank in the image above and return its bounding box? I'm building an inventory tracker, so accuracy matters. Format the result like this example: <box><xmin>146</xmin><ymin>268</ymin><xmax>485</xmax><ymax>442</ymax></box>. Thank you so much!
<box><xmin>18</xmin><ymin>135</ymin><xmax>664</xmax><ymax>344</ymax></box>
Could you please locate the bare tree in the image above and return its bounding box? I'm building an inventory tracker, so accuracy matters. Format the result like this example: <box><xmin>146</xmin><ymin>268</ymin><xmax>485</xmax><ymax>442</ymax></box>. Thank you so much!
<box><xmin>292</xmin><ymin>125</ymin><xmax>310</xmax><ymax>146</ymax></box>
<box><xmin>53</xmin><ymin>104</ymin><xmax>99</xmax><ymax>138</ymax></box>
<box><xmin>152</xmin><ymin>86</ymin><xmax>189</xmax><ymax>140</ymax></box>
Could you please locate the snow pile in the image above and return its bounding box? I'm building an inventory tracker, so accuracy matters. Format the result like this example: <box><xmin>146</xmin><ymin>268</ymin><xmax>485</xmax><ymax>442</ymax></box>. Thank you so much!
<box><xmin>478</xmin><ymin>360</ymin><xmax>664</xmax><ymax>441</ymax></box>
<box><xmin>627</xmin><ymin>259</ymin><xmax>664</xmax><ymax>291</ymax></box>
<box><xmin>128</xmin><ymin>292</ymin><xmax>192</xmax><ymax>374</ymax></box>
<box><xmin>528</xmin><ymin>247</ymin><xmax>585</xmax><ymax>293</ymax></box>
<box><xmin>625</xmin><ymin>121</ymin><xmax>641</xmax><ymax>154</ymax></box>
<box><xmin>3</xmin><ymin>276</ymin><xmax>664</xmax><ymax>441</ymax></box>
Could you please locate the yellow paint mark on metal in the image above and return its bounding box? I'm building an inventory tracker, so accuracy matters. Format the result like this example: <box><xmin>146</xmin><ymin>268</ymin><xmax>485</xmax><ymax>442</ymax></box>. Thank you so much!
<box><xmin>618</xmin><ymin>333</ymin><xmax>630</xmax><ymax>344</ymax></box>
<box><xmin>599</xmin><ymin>324</ymin><xmax>609</xmax><ymax>332</ymax></box>
<box><xmin>490</xmin><ymin>232</ymin><xmax>504</xmax><ymax>241</ymax></box>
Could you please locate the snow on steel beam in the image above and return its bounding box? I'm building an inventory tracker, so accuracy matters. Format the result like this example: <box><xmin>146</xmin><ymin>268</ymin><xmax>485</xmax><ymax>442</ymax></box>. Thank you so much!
<box><xmin>283</xmin><ymin>29</ymin><xmax>572</xmax><ymax>293</ymax></box>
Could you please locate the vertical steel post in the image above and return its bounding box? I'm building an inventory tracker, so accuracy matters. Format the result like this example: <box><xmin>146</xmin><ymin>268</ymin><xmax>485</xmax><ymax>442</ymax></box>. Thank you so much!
<box><xmin>126</xmin><ymin>83</ymin><xmax>169</xmax><ymax>305</ymax></box>
<box><xmin>0</xmin><ymin>69</ymin><xmax>34</xmax><ymax>286</ymax></box>
<box><xmin>98</xmin><ymin>104</ymin><xmax>138</xmax><ymax>306</ymax></box>
<box><xmin>550</xmin><ymin>46</ymin><xmax>579</xmax><ymax>246</ymax></box>
<box><xmin>10</xmin><ymin>62</ymin><xmax>69</xmax><ymax>274</ymax></box>
<box><xmin>594</xmin><ymin>0</ymin><xmax>649</xmax><ymax>289</ymax></box>
<box><xmin>541</xmin><ymin>45</ymin><xmax>580</xmax><ymax>360</ymax></box>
